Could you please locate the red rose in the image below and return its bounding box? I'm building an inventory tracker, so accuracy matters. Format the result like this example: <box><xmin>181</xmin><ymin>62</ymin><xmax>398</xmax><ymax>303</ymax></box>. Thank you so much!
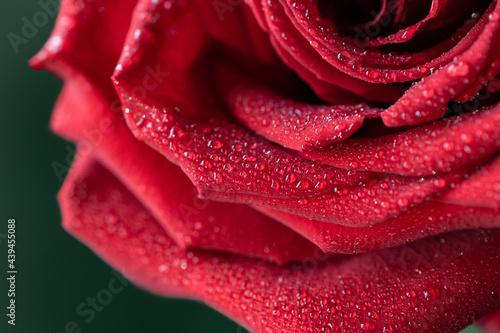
<box><xmin>32</xmin><ymin>0</ymin><xmax>500</xmax><ymax>332</ymax></box>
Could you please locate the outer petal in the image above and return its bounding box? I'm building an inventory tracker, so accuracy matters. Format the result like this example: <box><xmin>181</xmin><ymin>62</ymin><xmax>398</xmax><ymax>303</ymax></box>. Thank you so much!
<box><xmin>441</xmin><ymin>155</ymin><xmax>500</xmax><ymax>209</ymax></box>
<box><xmin>30</xmin><ymin>0</ymin><xmax>138</xmax><ymax>93</ymax></box>
<box><xmin>31</xmin><ymin>0</ymin><xmax>320</xmax><ymax>264</ymax></box>
<box><xmin>201</xmin><ymin>173</ymin><xmax>457</xmax><ymax>227</ymax></box>
<box><xmin>479</xmin><ymin>308</ymin><xmax>500</xmax><ymax>333</ymax></box>
<box><xmin>256</xmin><ymin>200</ymin><xmax>500</xmax><ymax>254</ymax></box>
<box><xmin>54</xmin><ymin>76</ymin><xmax>322</xmax><ymax>264</ymax></box>
<box><xmin>59</xmin><ymin>154</ymin><xmax>500</xmax><ymax>333</ymax></box>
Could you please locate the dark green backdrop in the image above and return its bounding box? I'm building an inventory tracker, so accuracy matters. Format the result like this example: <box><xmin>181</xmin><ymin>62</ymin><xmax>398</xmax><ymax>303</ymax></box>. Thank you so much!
<box><xmin>0</xmin><ymin>1</ymin><xmax>484</xmax><ymax>332</ymax></box>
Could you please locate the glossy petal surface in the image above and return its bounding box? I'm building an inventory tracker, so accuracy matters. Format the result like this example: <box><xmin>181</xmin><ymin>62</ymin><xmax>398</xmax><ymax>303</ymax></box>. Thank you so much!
<box><xmin>60</xmin><ymin>155</ymin><xmax>500</xmax><ymax>333</ymax></box>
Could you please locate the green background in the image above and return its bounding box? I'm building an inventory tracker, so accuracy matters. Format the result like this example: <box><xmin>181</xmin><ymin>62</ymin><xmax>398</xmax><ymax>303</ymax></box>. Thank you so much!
<box><xmin>0</xmin><ymin>1</ymin><xmax>485</xmax><ymax>332</ymax></box>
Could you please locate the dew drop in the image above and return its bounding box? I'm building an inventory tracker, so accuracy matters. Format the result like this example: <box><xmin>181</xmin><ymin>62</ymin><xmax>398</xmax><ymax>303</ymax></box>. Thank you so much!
<box><xmin>422</xmin><ymin>88</ymin><xmax>435</xmax><ymax>98</ymax></box>
<box><xmin>401</xmin><ymin>98</ymin><xmax>410</xmax><ymax>106</ymax></box>
<box><xmin>286</xmin><ymin>173</ymin><xmax>297</xmax><ymax>183</ymax></box>
<box><xmin>447</xmin><ymin>62</ymin><xmax>469</xmax><ymax>77</ymax></box>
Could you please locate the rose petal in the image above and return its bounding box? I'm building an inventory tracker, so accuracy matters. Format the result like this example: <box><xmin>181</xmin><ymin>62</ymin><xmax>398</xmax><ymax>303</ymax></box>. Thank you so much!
<box><xmin>113</xmin><ymin>0</ymin><xmax>379</xmax><ymax>201</ymax></box>
<box><xmin>31</xmin><ymin>0</ymin><xmax>322</xmax><ymax>264</ymax></box>
<box><xmin>121</xmin><ymin>104</ymin><xmax>371</xmax><ymax>198</ymax></box>
<box><xmin>194</xmin><ymin>0</ymin><xmax>277</xmax><ymax>65</ymax></box>
<box><xmin>29</xmin><ymin>0</ymin><xmax>137</xmax><ymax>93</ymax></box>
<box><xmin>221</xmin><ymin>67</ymin><xmax>382</xmax><ymax>151</ymax></box>
<box><xmin>440</xmin><ymin>155</ymin><xmax>500</xmax><ymax>209</ymax></box>
<box><xmin>256</xmin><ymin>199</ymin><xmax>500</xmax><ymax>253</ymax></box>
<box><xmin>52</xmin><ymin>73</ymin><xmax>324</xmax><ymax>264</ymax></box>
<box><xmin>59</xmin><ymin>155</ymin><xmax>500</xmax><ymax>333</ymax></box>
<box><xmin>259</xmin><ymin>0</ymin><xmax>407</xmax><ymax>98</ymax></box>
<box><xmin>382</xmin><ymin>4</ymin><xmax>500</xmax><ymax>126</ymax></box>
<box><xmin>268</xmin><ymin>34</ymin><xmax>407</xmax><ymax>104</ymax></box>
<box><xmin>254</xmin><ymin>0</ymin><xmax>495</xmax><ymax>85</ymax></box>
<box><xmin>302</xmin><ymin>104</ymin><xmax>500</xmax><ymax>176</ymax></box>
<box><xmin>478</xmin><ymin>308</ymin><xmax>500</xmax><ymax>333</ymax></box>
<box><xmin>359</xmin><ymin>0</ymin><xmax>486</xmax><ymax>48</ymax></box>
<box><xmin>200</xmin><ymin>173</ymin><xmax>456</xmax><ymax>227</ymax></box>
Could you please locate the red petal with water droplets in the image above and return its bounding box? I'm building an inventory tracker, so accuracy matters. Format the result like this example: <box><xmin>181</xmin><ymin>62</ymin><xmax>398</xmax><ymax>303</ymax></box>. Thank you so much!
<box><xmin>55</xmin><ymin>76</ymin><xmax>322</xmax><ymax>264</ymax></box>
<box><xmin>112</xmin><ymin>1</ymin><xmax>377</xmax><ymax>201</ymax></box>
<box><xmin>361</xmin><ymin>0</ymin><xmax>483</xmax><ymax>48</ymax></box>
<box><xmin>121</xmin><ymin>103</ymin><xmax>371</xmax><ymax>198</ymax></box>
<box><xmin>382</xmin><ymin>7</ymin><xmax>500</xmax><ymax>126</ymax></box>
<box><xmin>52</xmin><ymin>74</ymin><xmax>500</xmax><ymax>255</ymax></box>
<box><xmin>31</xmin><ymin>0</ymin><xmax>322</xmax><ymax>264</ymax></box>
<box><xmin>200</xmin><ymin>173</ymin><xmax>456</xmax><ymax>227</ymax></box>
<box><xmin>29</xmin><ymin>0</ymin><xmax>137</xmax><ymax>93</ymax></box>
<box><xmin>59</xmin><ymin>156</ymin><xmax>500</xmax><ymax>333</ymax></box>
<box><xmin>249</xmin><ymin>0</ymin><xmax>496</xmax><ymax>86</ymax></box>
<box><xmin>33</xmin><ymin>0</ymin><xmax>500</xmax><ymax>330</ymax></box>
<box><xmin>302</xmin><ymin>104</ymin><xmax>500</xmax><ymax>176</ymax></box>
<box><xmin>222</xmin><ymin>68</ymin><xmax>382</xmax><ymax>151</ymax></box>
<box><xmin>259</xmin><ymin>0</ymin><xmax>407</xmax><ymax>98</ymax></box>
<box><xmin>256</xmin><ymin>199</ymin><xmax>500</xmax><ymax>254</ymax></box>
<box><xmin>440</xmin><ymin>155</ymin><xmax>500</xmax><ymax>209</ymax></box>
